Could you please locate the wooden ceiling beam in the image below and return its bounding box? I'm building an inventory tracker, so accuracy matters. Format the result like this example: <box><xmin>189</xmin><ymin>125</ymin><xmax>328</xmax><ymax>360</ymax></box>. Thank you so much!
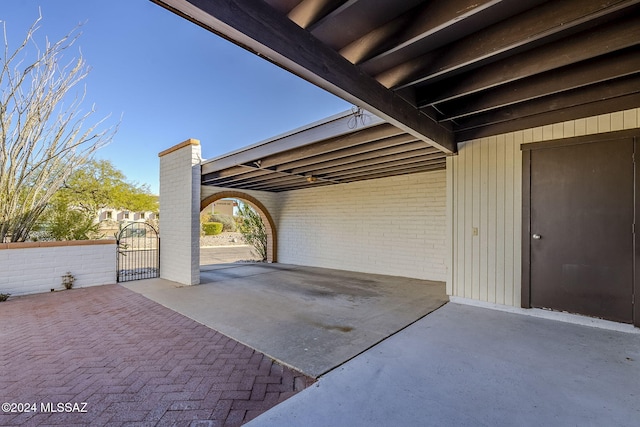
<box><xmin>310</xmin><ymin>0</ymin><xmax>422</xmax><ymax>51</ymax></box>
<box><xmin>215</xmin><ymin>172</ymin><xmax>302</xmax><ymax>188</ymax></box>
<box><xmin>417</xmin><ymin>15</ymin><xmax>640</xmax><ymax>105</ymax></box>
<box><xmin>232</xmin><ymin>174</ymin><xmax>306</xmax><ymax>188</ymax></box>
<box><xmin>455</xmin><ymin>92</ymin><xmax>640</xmax><ymax>142</ymax></box>
<box><xmin>213</xmin><ymin>165</ymin><xmax>341</xmax><ymax>188</ymax></box>
<box><xmin>281</xmin><ymin>138</ymin><xmax>425</xmax><ymax>173</ymax></box>
<box><xmin>432</xmin><ymin>47</ymin><xmax>640</xmax><ymax>119</ymax></box>
<box><xmin>203</xmin><ymin>172</ymin><xmax>276</xmax><ymax>187</ymax></box>
<box><xmin>201</xmin><ymin>165</ymin><xmax>267</xmax><ymax>183</ymax></box>
<box><xmin>384</xmin><ymin>0</ymin><xmax>640</xmax><ymax>91</ymax></box>
<box><xmin>223</xmin><ymin>150</ymin><xmax>444</xmax><ymax>188</ymax></box>
<box><xmin>416</xmin><ymin>13</ymin><xmax>640</xmax><ymax>105</ymax></box>
<box><xmin>151</xmin><ymin>0</ymin><xmax>456</xmax><ymax>154</ymax></box>
<box><xmin>261</xmin><ymin>123</ymin><xmax>403</xmax><ymax>168</ymax></box>
<box><xmin>212</xmin><ymin>148</ymin><xmax>445</xmax><ymax>190</ymax></box>
<box><xmin>295</xmin><ymin>148</ymin><xmax>443</xmax><ymax>176</ymax></box>
<box><xmin>287</xmin><ymin>0</ymin><xmax>344</xmax><ymax>29</ymax></box>
<box><xmin>305</xmin><ymin>0</ymin><xmax>360</xmax><ymax>32</ymax></box>
<box><xmin>203</xmin><ymin>165</ymin><xmax>248</xmax><ymax>180</ymax></box>
<box><xmin>453</xmin><ymin>75</ymin><xmax>640</xmax><ymax>131</ymax></box>
<box><xmin>340</xmin><ymin>0</ymin><xmax>507</xmax><ymax>67</ymax></box>
<box><xmin>322</xmin><ymin>156</ymin><xmax>446</xmax><ymax>180</ymax></box>
<box><xmin>201</xmin><ymin>112</ymin><xmax>386</xmax><ymax>175</ymax></box>
<box><xmin>338</xmin><ymin>11</ymin><xmax>413</xmax><ymax>65</ymax></box>
<box><xmin>248</xmin><ymin>180</ymin><xmax>334</xmax><ymax>192</ymax></box>
<box><xmin>239</xmin><ymin>175</ymin><xmax>324</xmax><ymax>190</ymax></box>
<box><xmin>201</xmin><ymin>125</ymin><xmax>421</xmax><ymax>187</ymax></box>
<box><xmin>336</xmin><ymin>163</ymin><xmax>446</xmax><ymax>182</ymax></box>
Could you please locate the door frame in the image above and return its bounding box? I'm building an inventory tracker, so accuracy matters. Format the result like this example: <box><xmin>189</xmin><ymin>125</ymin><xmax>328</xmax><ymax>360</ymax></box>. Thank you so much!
<box><xmin>521</xmin><ymin>128</ymin><xmax>640</xmax><ymax>327</ymax></box>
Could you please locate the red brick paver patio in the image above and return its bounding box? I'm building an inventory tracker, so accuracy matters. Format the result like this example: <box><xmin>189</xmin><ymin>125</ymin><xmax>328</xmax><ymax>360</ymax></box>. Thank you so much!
<box><xmin>0</xmin><ymin>285</ymin><xmax>313</xmax><ymax>426</ymax></box>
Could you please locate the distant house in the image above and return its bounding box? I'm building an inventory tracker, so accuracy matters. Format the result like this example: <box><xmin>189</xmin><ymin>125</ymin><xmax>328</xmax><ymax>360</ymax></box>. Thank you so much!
<box><xmin>98</xmin><ymin>208</ymin><xmax>156</xmax><ymax>223</ymax></box>
<box><xmin>205</xmin><ymin>199</ymin><xmax>236</xmax><ymax>217</ymax></box>
<box><xmin>96</xmin><ymin>208</ymin><xmax>157</xmax><ymax>237</ymax></box>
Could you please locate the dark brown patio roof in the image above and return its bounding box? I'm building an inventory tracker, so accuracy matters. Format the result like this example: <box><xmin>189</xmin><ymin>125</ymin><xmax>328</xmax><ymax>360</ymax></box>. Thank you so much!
<box><xmin>152</xmin><ymin>0</ymin><xmax>640</xmax><ymax>191</ymax></box>
<box><xmin>151</xmin><ymin>0</ymin><xmax>639</xmax><ymax>148</ymax></box>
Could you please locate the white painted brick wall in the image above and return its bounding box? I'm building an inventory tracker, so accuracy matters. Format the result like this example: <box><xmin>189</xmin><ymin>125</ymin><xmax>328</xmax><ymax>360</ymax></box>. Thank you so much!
<box><xmin>277</xmin><ymin>170</ymin><xmax>447</xmax><ymax>281</ymax></box>
<box><xmin>0</xmin><ymin>241</ymin><xmax>116</xmax><ymax>296</ymax></box>
<box><xmin>200</xmin><ymin>171</ymin><xmax>446</xmax><ymax>280</ymax></box>
<box><xmin>159</xmin><ymin>141</ymin><xmax>201</xmax><ymax>285</ymax></box>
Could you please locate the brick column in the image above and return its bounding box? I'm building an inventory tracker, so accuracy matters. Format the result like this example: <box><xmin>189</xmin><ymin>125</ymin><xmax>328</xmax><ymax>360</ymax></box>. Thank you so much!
<box><xmin>158</xmin><ymin>139</ymin><xmax>201</xmax><ymax>285</ymax></box>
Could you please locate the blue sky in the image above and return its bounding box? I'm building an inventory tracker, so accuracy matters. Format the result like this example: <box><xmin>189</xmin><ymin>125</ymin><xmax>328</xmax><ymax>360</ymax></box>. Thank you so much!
<box><xmin>1</xmin><ymin>0</ymin><xmax>350</xmax><ymax>194</ymax></box>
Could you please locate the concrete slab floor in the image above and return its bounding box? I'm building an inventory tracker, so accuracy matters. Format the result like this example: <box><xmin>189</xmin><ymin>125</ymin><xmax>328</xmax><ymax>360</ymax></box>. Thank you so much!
<box><xmin>123</xmin><ymin>263</ymin><xmax>447</xmax><ymax>378</ymax></box>
<box><xmin>246</xmin><ymin>303</ymin><xmax>640</xmax><ymax>427</ymax></box>
<box><xmin>200</xmin><ymin>245</ymin><xmax>260</xmax><ymax>264</ymax></box>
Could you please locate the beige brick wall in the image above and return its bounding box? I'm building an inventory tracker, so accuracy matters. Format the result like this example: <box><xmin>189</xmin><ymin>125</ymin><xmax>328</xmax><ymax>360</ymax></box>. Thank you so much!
<box><xmin>277</xmin><ymin>170</ymin><xmax>447</xmax><ymax>281</ymax></box>
<box><xmin>159</xmin><ymin>140</ymin><xmax>201</xmax><ymax>285</ymax></box>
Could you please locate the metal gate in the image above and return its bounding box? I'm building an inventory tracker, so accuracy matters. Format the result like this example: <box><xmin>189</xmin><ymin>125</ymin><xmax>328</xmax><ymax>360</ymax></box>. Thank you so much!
<box><xmin>116</xmin><ymin>222</ymin><xmax>159</xmax><ymax>282</ymax></box>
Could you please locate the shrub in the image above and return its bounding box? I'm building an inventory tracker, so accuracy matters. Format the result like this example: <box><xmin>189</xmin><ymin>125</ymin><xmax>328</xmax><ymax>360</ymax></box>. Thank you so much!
<box><xmin>202</xmin><ymin>222</ymin><xmax>223</xmax><ymax>235</ymax></box>
<box><xmin>62</xmin><ymin>272</ymin><xmax>75</xmax><ymax>290</ymax></box>
<box><xmin>208</xmin><ymin>214</ymin><xmax>236</xmax><ymax>232</ymax></box>
<box><xmin>40</xmin><ymin>198</ymin><xmax>102</xmax><ymax>241</ymax></box>
<box><xmin>237</xmin><ymin>203</ymin><xmax>267</xmax><ymax>261</ymax></box>
<box><xmin>0</xmin><ymin>293</ymin><xmax>10</xmax><ymax>302</ymax></box>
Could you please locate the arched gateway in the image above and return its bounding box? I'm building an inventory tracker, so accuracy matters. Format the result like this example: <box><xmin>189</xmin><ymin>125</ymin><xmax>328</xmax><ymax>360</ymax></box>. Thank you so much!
<box><xmin>200</xmin><ymin>191</ymin><xmax>277</xmax><ymax>263</ymax></box>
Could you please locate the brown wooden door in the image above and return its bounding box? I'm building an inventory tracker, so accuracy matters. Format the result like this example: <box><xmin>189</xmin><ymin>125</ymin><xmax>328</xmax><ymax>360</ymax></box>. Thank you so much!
<box><xmin>530</xmin><ymin>138</ymin><xmax>634</xmax><ymax>323</ymax></box>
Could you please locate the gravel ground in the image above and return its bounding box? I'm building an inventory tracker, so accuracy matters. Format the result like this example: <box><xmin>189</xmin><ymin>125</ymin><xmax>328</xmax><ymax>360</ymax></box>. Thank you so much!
<box><xmin>200</xmin><ymin>231</ymin><xmax>248</xmax><ymax>247</ymax></box>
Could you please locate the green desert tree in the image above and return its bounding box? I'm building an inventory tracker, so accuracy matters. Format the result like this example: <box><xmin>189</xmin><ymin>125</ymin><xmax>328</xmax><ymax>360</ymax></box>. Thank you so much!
<box><xmin>56</xmin><ymin>159</ymin><xmax>157</xmax><ymax>216</ymax></box>
<box><xmin>41</xmin><ymin>193</ymin><xmax>101</xmax><ymax>241</ymax></box>
<box><xmin>0</xmin><ymin>14</ymin><xmax>116</xmax><ymax>242</ymax></box>
<box><xmin>40</xmin><ymin>159</ymin><xmax>158</xmax><ymax>240</ymax></box>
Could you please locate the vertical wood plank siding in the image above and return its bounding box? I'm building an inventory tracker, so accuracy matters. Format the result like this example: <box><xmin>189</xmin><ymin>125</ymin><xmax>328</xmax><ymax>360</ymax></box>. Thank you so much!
<box><xmin>447</xmin><ymin>108</ymin><xmax>640</xmax><ymax>307</ymax></box>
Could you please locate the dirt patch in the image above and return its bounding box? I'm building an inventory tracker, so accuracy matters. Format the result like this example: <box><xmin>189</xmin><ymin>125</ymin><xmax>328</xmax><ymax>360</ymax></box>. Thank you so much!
<box><xmin>200</xmin><ymin>231</ymin><xmax>246</xmax><ymax>247</ymax></box>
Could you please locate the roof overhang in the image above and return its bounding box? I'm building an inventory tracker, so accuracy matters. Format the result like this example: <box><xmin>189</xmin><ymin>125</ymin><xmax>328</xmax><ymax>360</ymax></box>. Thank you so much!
<box><xmin>201</xmin><ymin>109</ymin><xmax>445</xmax><ymax>192</ymax></box>
<box><xmin>151</xmin><ymin>0</ymin><xmax>640</xmax><ymax>192</ymax></box>
<box><xmin>150</xmin><ymin>0</ymin><xmax>456</xmax><ymax>154</ymax></box>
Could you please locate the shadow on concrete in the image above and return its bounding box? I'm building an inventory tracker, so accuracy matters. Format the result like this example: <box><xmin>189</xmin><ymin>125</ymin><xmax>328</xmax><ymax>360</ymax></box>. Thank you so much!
<box><xmin>246</xmin><ymin>303</ymin><xmax>640</xmax><ymax>427</ymax></box>
<box><xmin>124</xmin><ymin>263</ymin><xmax>447</xmax><ymax>377</ymax></box>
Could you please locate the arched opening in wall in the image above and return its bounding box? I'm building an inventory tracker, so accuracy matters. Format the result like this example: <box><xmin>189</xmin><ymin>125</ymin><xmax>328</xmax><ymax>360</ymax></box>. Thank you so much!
<box><xmin>200</xmin><ymin>192</ymin><xmax>277</xmax><ymax>265</ymax></box>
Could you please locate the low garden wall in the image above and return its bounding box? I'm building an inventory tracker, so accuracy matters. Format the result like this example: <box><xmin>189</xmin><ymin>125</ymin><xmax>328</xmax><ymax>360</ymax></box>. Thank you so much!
<box><xmin>0</xmin><ymin>240</ymin><xmax>116</xmax><ymax>297</ymax></box>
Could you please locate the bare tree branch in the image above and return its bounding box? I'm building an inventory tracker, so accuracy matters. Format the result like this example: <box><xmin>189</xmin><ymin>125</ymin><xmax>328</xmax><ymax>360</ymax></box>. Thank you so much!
<box><xmin>0</xmin><ymin>15</ymin><xmax>117</xmax><ymax>242</ymax></box>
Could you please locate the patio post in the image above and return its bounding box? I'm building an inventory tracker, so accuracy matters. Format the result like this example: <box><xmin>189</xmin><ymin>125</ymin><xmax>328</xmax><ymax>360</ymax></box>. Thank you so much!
<box><xmin>158</xmin><ymin>139</ymin><xmax>201</xmax><ymax>285</ymax></box>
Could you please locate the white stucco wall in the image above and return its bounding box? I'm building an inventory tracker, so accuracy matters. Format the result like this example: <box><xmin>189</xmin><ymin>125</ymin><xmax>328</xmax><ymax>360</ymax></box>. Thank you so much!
<box><xmin>0</xmin><ymin>240</ymin><xmax>116</xmax><ymax>296</ymax></box>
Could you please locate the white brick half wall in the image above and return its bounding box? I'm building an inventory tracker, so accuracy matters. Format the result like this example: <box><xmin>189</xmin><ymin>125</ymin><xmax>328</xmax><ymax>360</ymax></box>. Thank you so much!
<box><xmin>0</xmin><ymin>241</ymin><xmax>116</xmax><ymax>296</ymax></box>
<box><xmin>277</xmin><ymin>170</ymin><xmax>447</xmax><ymax>281</ymax></box>
<box><xmin>159</xmin><ymin>140</ymin><xmax>201</xmax><ymax>285</ymax></box>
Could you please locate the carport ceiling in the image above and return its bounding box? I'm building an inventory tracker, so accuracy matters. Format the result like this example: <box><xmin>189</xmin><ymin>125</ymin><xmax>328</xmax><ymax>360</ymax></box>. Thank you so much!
<box><xmin>151</xmin><ymin>0</ymin><xmax>640</xmax><ymax>150</ymax></box>
<box><xmin>201</xmin><ymin>110</ymin><xmax>445</xmax><ymax>192</ymax></box>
